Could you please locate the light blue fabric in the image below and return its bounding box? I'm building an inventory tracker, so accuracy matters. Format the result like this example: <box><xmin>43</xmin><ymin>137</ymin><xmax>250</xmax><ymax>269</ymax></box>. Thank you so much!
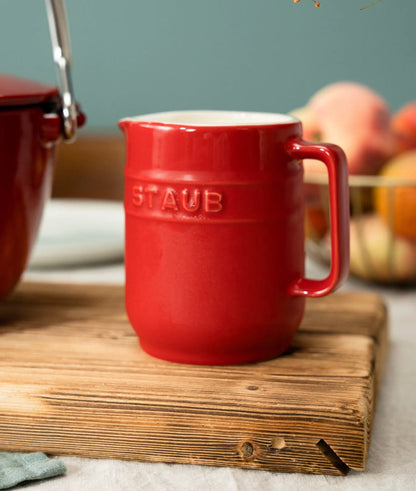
<box><xmin>0</xmin><ymin>452</ymin><xmax>66</xmax><ymax>490</ymax></box>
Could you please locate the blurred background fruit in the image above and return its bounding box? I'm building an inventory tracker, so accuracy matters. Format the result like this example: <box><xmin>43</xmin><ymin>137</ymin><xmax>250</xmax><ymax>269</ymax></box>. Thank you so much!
<box><xmin>348</xmin><ymin>214</ymin><xmax>416</xmax><ymax>283</ymax></box>
<box><xmin>296</xmin><ymin>81</ymin><xmax>416</xmax><ymax>285</ymax></box>
<box><xmin>374</xmin><ymin>150</ymin><xmax>416</xmax><ymax>240</ymax></box>
<box><xmin>291</xmin><ymin>82</ymin><xmax>395</xmax><ymax>177</ymax></box>
<box><xmin>304</xmin><ymin>175</ymin><xmax>416</xmax><ymax>285</ymax></box>
<box><xmin>391</xmin><ymin>102</ymin><xmax>416</xmax><ymax>154</ymax></box>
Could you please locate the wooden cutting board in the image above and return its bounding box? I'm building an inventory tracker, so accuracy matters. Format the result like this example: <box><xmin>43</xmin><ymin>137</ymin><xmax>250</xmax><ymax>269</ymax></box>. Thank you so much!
<box><xmin>0</xmin><ymin>282</ymin><xmax>388</xmax><ymax>475</ymax></box>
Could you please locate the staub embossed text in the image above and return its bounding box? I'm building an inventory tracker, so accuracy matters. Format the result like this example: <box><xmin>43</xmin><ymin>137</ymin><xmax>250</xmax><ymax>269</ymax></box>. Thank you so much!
<box><xmin>131</xmin><ymin>184</ymin><xmax>223</xmax><ymax>213</ymax></box>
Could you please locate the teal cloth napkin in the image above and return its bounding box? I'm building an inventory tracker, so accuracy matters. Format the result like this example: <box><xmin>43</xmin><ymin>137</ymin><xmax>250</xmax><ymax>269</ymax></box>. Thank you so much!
<box><xmin>0</xmin><ymin>452</ymin><xmax>66</xmax><ymax>490</ymax></box>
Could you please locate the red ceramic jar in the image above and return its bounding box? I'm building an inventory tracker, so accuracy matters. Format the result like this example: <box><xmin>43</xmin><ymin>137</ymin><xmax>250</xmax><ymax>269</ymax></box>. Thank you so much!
<box><xmin>120</xmin><ymin>111</ymin><xmax>349</xmax><ymax>365</ymax></box>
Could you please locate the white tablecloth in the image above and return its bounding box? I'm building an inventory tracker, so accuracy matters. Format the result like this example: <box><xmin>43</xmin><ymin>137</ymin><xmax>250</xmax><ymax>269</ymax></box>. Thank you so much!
<box><xmin>21</xmin><ymin>259</ymin><xmax>416</xmax><ymax>491</ymax></box>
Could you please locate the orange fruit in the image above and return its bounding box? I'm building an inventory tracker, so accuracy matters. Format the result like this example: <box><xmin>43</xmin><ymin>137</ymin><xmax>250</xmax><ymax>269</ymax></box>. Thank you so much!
<box><xmin>374</xmin><ymin>150</ymin><xmax>416</xmax><ymax>240</ymax></box>
<box><xmin>391</xmin><ymin>101</ymin><xmax>416</xmax><ymax>154</ymax></box>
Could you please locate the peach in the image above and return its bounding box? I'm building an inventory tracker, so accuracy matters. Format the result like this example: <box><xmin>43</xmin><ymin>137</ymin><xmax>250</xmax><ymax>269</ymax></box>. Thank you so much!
<box><xmin>391</xmin><ymin>101</ymin><xmax>416</xmax><ymax>154</ymax></box>
<box><xmin>348</xmin><ymin>214</ymin><xmax>416</xmax><ymax>283</ymax></box>
<box><xmin>293</xmin><ymin>82</ymin><xmax>395</xmax><ymax>176</ymax></box>
<box><xmin>374</xmin><ymin>150</ymin><xmax>416</xmax><ymax>240</ymax></box>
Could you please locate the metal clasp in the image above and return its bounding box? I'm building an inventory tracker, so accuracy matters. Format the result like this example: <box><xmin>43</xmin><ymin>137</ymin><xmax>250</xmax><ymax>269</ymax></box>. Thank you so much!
<box><xmin>45</xmin><ymin>0</ymin><xmax>77</xmax><ymax>141</ymax></box>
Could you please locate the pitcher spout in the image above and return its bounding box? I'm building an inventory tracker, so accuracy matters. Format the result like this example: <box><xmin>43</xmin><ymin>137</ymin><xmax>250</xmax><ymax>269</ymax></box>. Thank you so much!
<box><xmin>118</xmin><ymin>118</ymin><xmax>134</xmax><ymax>134</ymax></box>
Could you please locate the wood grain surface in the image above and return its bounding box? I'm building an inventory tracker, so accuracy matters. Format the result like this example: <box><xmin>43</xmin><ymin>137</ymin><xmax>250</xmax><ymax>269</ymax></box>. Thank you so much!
<box><xmin>0</xmin><ymin>283</ymin><xmax>388</xmax><ymax>475</ymax></box>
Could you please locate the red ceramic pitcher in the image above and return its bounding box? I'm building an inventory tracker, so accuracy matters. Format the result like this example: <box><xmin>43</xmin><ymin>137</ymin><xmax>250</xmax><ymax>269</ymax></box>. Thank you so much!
<box><xmin>0</xmin><ymin>0</ymin><xmax>85</xmax><ymax>300</ymax></box>
<box><xmin>120</xmin><ymin>110</ymin><xmax>349</xmax><ymax>365</ymax></box>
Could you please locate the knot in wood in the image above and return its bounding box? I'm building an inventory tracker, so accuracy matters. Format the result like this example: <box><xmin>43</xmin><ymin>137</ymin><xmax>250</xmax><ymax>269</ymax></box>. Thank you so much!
<box><xmin>240</xmin><ymin>441</ymin><xmax>255</xmax><ymax>458</ymax></box>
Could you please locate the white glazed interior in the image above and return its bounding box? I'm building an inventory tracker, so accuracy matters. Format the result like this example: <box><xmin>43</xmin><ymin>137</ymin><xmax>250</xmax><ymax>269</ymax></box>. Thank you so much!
<box><xmin>122</xmin><ymin>110</ymin><xmax>298</xmax><ymax>126</ymax></box>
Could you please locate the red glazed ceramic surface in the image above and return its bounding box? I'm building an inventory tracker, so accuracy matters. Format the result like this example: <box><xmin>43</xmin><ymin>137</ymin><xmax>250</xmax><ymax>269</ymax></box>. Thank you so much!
<box><xmin>0</xmin><ymin>74</ymin><xmax>60</xmax><ymax>106</ymax></box>
<box><xmin>0</xmin><ymin>74</ymin><xmax>85</xmax><ymax>299</ymax></box>
<box><xmin>120</xmin><ymin>111</ymin><xmax>349</xmax><ymax>365</ymax></box>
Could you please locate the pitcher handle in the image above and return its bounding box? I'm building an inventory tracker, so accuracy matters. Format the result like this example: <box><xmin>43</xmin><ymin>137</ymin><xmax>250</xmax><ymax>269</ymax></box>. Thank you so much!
<box><xmin>285</xmin><ymin>139</ymin><xmax>350</xmax><ymax>297</ymax></box>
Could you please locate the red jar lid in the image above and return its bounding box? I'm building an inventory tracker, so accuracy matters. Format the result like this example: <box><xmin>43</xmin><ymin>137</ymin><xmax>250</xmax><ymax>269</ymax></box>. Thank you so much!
<box><xmin>0</xmin><ymin>74</ymin><xmax>59</xmax><ymax>107</ymax></box>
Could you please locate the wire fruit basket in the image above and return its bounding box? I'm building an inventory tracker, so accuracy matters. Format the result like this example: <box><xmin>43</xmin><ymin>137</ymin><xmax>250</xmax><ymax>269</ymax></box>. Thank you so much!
<box><xmin>305</xmin><ymin>174</ymin><xmax>416</xmax><ymax>285</ymax></box>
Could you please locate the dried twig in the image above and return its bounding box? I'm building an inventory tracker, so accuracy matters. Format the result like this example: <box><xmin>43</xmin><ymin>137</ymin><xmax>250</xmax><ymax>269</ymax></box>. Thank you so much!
<box><xmin>293</xmin><ymin>0</ymin><xmax>321</xmax><ymax>6</ymax></box>
<box><xmin>360</xmin><ymin>0</ymin><xmax>382</xmax><ymax>11</ymax></box>
<box><xmin>293</xmin><ymin>0</ymin><xmax>382</xmax><ymax>8</ymax></box>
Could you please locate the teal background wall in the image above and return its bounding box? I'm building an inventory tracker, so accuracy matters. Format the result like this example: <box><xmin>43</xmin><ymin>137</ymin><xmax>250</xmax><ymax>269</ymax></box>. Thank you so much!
<box><xmin>0</xmin><ymin>0</ymin><xmax>415</xmax><ymax>130</ymax></box>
